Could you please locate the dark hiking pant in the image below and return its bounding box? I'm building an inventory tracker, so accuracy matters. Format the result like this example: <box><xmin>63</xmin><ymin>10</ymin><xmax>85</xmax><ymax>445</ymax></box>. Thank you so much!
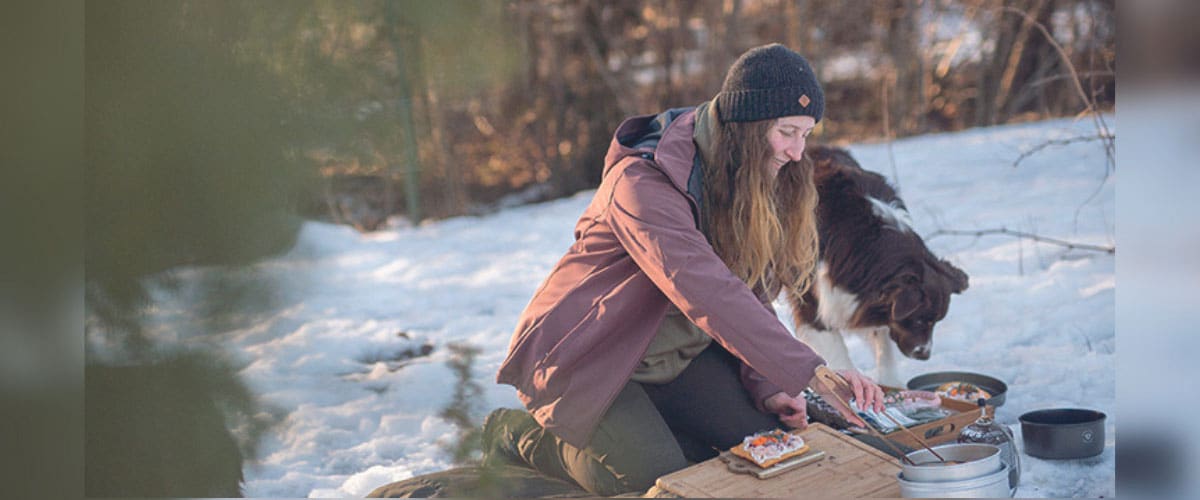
<box><xmin>482</xmin><ymin>342</ymin><xmax>780</xmax><ymax>496</ymax></box>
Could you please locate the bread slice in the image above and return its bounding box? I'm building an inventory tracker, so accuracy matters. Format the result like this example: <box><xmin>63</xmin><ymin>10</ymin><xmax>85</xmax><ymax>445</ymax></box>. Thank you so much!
<box><xmin>730</xmin><ymin>429</ymin><xmax>810</xmax><ymax>468</ymax></box>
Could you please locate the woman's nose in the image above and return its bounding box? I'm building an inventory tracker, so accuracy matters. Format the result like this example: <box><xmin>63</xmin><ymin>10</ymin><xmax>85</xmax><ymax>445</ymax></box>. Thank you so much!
<box><xmin>785</xmin><ymin>140</ymin><xmax>806</xmax><ymax>161</ymax></box>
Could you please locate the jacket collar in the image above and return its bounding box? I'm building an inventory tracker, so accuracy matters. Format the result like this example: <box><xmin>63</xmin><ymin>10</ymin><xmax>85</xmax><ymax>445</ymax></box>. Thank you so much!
<box><xmin>691</xmin><ymin>100</ymin><xmax>719</xmax><ymax>173</ymax></box>
<box><xmin>651</xmin><ymin>108</ymin><xmax>699</xmax><ymax>196</ymax></box>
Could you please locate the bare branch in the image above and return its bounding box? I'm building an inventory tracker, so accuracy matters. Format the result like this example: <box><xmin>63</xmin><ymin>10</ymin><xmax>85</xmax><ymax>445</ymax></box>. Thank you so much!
<box><xmin>1026</xmin><ymin>70</ymin><xmax>1116</xmax><ymax>89</ymax></box>
<box><xmin>926</xmin><ymin>227</ymin><xmax>1114</xmax><ymax>254</ymax></box>
<box><xmin>1011</xmin><ymin>133</ymin><xmax>1115</xmax><ymax>168</ymax></box>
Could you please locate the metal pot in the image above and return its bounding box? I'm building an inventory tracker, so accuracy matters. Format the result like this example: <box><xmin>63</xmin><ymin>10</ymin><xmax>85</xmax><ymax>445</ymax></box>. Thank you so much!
<box><xmin>900</xmin><ymin>443</ymin><xmax>1001</xmax><ymax>482</ymax></box>
<box><xmin>1019</xmin><ymin>408</ymin><xmax>1106</xmax><ymax>459</ymax></box>
<box><xmin>906</xmin><ymin>371</ymin><xmax>1008</xmax><ymax>407</ymax></box>
<box><xmin>897</xmin><ymin>464</ymin><xmax>1012</xmax><ymax>498</ymax></box>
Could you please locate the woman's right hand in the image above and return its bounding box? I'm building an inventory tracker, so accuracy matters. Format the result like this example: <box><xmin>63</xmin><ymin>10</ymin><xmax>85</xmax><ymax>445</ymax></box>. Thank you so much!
<box><xmin>763</xmin><ymin>391</ymin><xmax>809</xmax><ymax>430</ymax></box>
<box><xmin>809</xmin><ymin>367</ymin><xmax>882</xmax><ymax>429</ymax></box>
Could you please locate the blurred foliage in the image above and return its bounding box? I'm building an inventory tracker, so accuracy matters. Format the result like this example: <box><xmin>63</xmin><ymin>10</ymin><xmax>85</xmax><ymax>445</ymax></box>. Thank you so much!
<box><xmin>84</xmin><ymin>2</ymin><xmax>310</xmax><ymax>495</ymax></box>
<box><xmin>86</xmin><ymin>1</ymin><xmax>316</xmax><ymax>344</ymax></box>
<box><xmin>85</xmin><ymin>351</ymin><xmax>283</xmax><ymax>497</ymax></box>
<box><xmin>2</xmin><ymin>3</ymin><xmax>84</xmax><ymax>499</ymax></box>
<box><xmin>441</xmin><ymin>342</ymin><xmax>487</xmax><ymax>465</ymax></box>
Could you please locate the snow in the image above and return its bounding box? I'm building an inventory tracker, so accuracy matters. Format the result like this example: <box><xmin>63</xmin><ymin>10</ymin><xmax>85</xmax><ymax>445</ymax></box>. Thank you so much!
<box><xmin>132</xmin><ymin>116</ymin><xmax>1114</xmax><ymax>497</ymax></box>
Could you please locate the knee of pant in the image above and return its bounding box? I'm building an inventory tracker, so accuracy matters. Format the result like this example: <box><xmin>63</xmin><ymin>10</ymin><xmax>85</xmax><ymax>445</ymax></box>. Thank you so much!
<box><xmin>559</xmin><ymin>444</ymin><xmax>686</xmax><ymax>496</ymax></box>
<box><xmin>564</xmin><ymin>455</ymin><xmax>648</xmax><ymax>496</ymax></box>
<box><xmin>480</xmin><ymin>408</ymin><xmax>540</xmax><ymax>467</ymax></box>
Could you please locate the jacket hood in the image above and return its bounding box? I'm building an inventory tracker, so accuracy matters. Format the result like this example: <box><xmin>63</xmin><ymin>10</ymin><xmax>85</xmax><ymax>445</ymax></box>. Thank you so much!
<box><xmin>602</xmin><ymin>107</ymin><xmax>699</xmax><ymax>197</ymax></box>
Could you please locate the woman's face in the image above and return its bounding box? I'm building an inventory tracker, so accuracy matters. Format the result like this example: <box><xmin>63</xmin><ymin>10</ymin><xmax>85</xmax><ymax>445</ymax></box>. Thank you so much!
<box><xmin>766</xmin><ymin>115</ymin><xmax>817</xmax><ymax>177</ymax></box>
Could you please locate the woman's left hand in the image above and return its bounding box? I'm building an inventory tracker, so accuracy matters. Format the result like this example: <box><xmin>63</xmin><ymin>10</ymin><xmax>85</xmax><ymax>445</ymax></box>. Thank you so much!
<box><xmin>763</xmin><ymin>391</ymin><xmax>809</xmax><ymax>430</ymax></box>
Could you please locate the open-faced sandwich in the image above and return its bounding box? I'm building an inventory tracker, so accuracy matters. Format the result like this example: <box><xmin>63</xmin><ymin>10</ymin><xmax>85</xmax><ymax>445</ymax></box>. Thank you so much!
<box><xmin>730</xmin><ymin>429</ymin><xmax>810</xmax><ymax>468</ymax></box>
<box><xmin>935</xmin><ymin>381</ymin><xmax>992</xmax><ymax>402</ymax></box>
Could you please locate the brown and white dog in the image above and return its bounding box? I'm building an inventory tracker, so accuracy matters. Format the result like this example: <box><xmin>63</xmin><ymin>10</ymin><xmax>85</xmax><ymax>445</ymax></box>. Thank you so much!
<box><xmin>788</xmin><ymin>146</ymin><xmax>969</xmax><ymax>386</ymax></box>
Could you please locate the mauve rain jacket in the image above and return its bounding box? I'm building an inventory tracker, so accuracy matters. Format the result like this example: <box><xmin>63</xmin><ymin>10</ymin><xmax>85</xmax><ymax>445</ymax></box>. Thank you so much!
<box><xmin>496</xmin><ymin>107</ymin><xmax>826</xmax><ymax>448</ymax></box>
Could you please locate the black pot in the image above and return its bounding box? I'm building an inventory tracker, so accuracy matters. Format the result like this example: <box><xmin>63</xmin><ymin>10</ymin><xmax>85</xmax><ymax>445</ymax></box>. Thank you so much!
<box><xmin>1019</xmin><ymin>408</ymin><xmax>1106</xmax><ymax>459</ymax></box>
<box><xmin>906</xmin><ymin>371</ymin><xmax>1008</xmax><ymax>407</ymax></box>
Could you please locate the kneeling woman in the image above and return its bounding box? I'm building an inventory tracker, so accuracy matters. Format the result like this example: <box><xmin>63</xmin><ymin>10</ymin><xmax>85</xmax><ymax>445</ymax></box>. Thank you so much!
<box><xmin>489</xmin><ymin>43</ymin><xmax>883</xmax><ymax>496</ymax></box>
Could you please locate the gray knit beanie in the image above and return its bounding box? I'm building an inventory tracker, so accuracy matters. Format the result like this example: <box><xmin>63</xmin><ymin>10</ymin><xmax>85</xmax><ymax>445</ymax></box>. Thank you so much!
<box><xmin>715</xmin><ymin>43</ymin><xmax>824</xmax><ymax>123</ymax></box>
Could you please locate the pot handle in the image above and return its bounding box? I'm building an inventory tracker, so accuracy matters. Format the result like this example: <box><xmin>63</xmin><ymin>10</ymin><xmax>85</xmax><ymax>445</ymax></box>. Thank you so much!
<box><xmin>1002</xmin><ymin>424</ymin><xmax>1021</xmax><ymax>493</ymax></box>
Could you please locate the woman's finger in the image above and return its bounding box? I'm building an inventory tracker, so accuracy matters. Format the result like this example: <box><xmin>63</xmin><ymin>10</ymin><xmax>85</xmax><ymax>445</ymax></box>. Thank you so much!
<box><xmin>849</xmin><ymin>372</ymin><xmax>865</xmax><ymax>407</ymax></box>
<box><xmin>856</xmin><ymin>374</ymin><xmax>875</xmax><ymax>411</ymax></box>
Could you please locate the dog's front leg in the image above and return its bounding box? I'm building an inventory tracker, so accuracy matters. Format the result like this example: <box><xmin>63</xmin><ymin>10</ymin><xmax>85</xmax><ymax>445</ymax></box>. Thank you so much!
<box><xmin>870</xmin><ymin>328</ymin><xmax>904</xmax><ymax>387</ymax></box>
<box><xmin>796</xmin><ymin>324</ymin><xmax>856</xmax><ymax>371</ymax></box>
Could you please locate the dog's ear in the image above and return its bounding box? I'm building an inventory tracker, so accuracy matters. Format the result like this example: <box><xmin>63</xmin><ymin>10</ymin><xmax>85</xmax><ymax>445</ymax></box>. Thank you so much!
<box><xmin>884</xmin><ymin>268</ymin><xmax>922</xmax><ymax>320</ymax></box>
<box><xmin>937</xmin><ymin>259</ymin><xmax>969</xmax><ymax>294</ymax></box>
<box><xmin>891</xmin><ymin>287</ymin><xmax>922</xmax><ymax>320</ymax></box>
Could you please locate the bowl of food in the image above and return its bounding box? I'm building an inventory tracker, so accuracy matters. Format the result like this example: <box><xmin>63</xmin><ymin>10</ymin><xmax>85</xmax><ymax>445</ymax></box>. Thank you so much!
<box><xmin>1018</xmin><ymin>408</ymin><xmax>1106</xmax><ymax>459</ymax></box>
<box><xmin>906</xmin><ymin>371</ymin><xmax>1008</xmax><ymax>407</ymax></box>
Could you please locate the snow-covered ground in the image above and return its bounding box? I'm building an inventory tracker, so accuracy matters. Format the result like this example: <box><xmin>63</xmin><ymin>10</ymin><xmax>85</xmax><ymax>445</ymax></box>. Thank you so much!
<box><xmin>132</xmin><ymin>116</ymin><xmax>1114</xmax><ymax>497</ymax></box>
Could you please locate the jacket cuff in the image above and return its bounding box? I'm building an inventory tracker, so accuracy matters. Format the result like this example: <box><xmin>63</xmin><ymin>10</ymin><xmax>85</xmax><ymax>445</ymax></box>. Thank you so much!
<box><xmin>741</xmin><ymin>362</ymin><xmax>788</xmax><ymax>413</ymax></box>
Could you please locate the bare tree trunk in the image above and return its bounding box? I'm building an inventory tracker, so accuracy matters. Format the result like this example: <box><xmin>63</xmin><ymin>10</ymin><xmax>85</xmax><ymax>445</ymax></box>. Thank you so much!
<box><xmin>885</xmin><ymin>0</ymin><xmax>925</xmax><ymax>134</ymax></box>
<box><xmin>385</xmin><ymin>2</ymin><xmax>423</xmax><ymax>224</ymax></box>
<box><xmin>977</xmin><ymin>0</ymin><xmax>1042</xmax><ymax>126</ymax></box>
<box><xmin>994</xmin><ymin>0</ymin><xmax>1049</xmax><ymax>122</ymax></box>
<box><xmin>422</xmin><ymin>75</ymin><xmax>466</xmax><ymax>216</ymax></box>
<box><xmin>725</xmin><ymin>0</ymin><xmax>743</xmax><ymax>53</ymax></box>
<box><xmin>783</xmin><ymin>0</ymin><xmax>803</xmax><ymax>50</ymax></box>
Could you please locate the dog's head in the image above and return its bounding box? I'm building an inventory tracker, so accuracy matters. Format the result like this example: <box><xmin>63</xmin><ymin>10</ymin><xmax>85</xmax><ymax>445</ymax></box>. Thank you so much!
<box><xmin>855</xmin><ymin>254</ymin><xmax>969</xmax><ymax>360</ymax></box>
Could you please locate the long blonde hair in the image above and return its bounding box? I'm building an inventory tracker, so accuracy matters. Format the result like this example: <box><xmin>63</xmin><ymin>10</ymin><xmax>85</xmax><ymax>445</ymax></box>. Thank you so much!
<box><xmin>703</xmin><ymin>119</ymin><xmax>820</xmax><ymax>299</ymax></box>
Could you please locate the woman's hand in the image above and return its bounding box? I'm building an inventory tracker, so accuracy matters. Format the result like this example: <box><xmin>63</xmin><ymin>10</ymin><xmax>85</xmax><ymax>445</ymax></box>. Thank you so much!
<box><xmin>808</xmin><ymin>367</ymin><xmax>885</xmax><ymax>429</ymax></box>
<box><xmin>763</xmin><ymin>392</ymin><xmax>809</xmax><ymax>430</ymax></box>
<box><xmin>835</xmin><ymin>369</ymin><xmax>885</xmax><ymax>413</ymax></box>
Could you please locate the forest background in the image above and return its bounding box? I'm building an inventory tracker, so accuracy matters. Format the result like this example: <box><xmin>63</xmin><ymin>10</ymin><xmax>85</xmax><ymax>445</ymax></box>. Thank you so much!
<box><xmin>89</xmin><ymin>0</ymin><xmax>1115</xmax><ymax>244</ymax></box>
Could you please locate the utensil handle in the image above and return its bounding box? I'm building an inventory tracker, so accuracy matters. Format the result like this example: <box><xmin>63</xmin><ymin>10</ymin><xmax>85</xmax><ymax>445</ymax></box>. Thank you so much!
<box><xmin>812</xmin><ymin>367</ymin><xmax>916</xmax><ymax>465</ymax></box>
<box><xmin>877</xmin><ymin>406</ymin><xmax>948</xmax><ymax>462</ymax></box>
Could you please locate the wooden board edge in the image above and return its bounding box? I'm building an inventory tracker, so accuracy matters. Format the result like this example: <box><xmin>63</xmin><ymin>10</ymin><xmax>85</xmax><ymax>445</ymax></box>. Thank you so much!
<box><xmin>803</xmin><ymin>423</ymin><xmax>902</xmax><ymax>466</ymax></box>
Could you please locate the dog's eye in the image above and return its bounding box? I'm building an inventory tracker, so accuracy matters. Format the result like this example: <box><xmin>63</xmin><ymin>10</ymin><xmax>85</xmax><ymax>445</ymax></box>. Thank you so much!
<box><xmin>902</xmin><ymin>275</ymin><xmax>919</xmax><ymax>285</ymax></box>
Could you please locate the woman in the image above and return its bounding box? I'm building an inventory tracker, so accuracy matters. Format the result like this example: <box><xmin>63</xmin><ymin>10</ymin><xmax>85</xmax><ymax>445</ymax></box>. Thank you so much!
<box><xmin>487</xmin><ymin>43</ymin><xmax>885</xmax><ymax>495</ymax></box>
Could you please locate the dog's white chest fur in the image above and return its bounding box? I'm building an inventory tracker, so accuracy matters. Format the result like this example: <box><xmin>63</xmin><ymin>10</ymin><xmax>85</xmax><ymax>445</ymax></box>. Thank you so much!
<box><xmin>813</xmin><ymin>263</ymin><xmax>859</xmax><ymax>329</ymax></box>
<box><xmin>799</xmin><ymin>262</ymin><xmax>905</xmax><ymax>386</ymax></box>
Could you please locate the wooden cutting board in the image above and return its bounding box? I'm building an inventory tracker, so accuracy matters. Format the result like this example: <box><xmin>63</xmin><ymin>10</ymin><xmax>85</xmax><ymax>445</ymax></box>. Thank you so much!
<box><xmin>654</xmin><ymin>423</ymin><xmax>902</xmax><ymax>498</ymax></box>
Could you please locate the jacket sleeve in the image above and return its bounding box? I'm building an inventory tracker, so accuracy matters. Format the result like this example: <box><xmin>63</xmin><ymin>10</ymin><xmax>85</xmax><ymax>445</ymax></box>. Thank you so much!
<box><xmin>739</xmin><ymin>285</ymin><xmax>788</xmax><ymax>411</ymax></box>
<box><xmin>605</xmin><ymin>159</ymin><xmax>825</xmax><ymax>405</ymax></box>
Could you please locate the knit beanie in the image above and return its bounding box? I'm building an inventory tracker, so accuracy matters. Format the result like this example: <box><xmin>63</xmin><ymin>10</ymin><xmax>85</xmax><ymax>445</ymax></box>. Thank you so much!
<box><xmin>715</xmin><ymin>43</ymin><xmax>824</xmax><ymax>123</ymax></box>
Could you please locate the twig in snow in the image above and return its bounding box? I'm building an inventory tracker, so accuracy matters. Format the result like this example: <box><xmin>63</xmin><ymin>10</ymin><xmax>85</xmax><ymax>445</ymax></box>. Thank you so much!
<box><xmin>926</xmin><ymin>227</ymin><xmax>1114</xmax><ymax>254</ymax></box>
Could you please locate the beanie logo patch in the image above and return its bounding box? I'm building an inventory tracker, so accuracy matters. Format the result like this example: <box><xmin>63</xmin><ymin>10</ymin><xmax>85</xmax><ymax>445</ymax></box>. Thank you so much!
<box><xmin>799</xmin><ymin>94</ymin><xmax>811</xmax><ymax>107</ymax></box>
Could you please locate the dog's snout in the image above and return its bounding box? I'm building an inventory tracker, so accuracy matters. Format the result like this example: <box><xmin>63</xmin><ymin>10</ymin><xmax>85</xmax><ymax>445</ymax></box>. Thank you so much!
<box><xmin>912</xmin><ymin>344</ymin><xmax>931</xmax><ymax>359</ymax></box>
